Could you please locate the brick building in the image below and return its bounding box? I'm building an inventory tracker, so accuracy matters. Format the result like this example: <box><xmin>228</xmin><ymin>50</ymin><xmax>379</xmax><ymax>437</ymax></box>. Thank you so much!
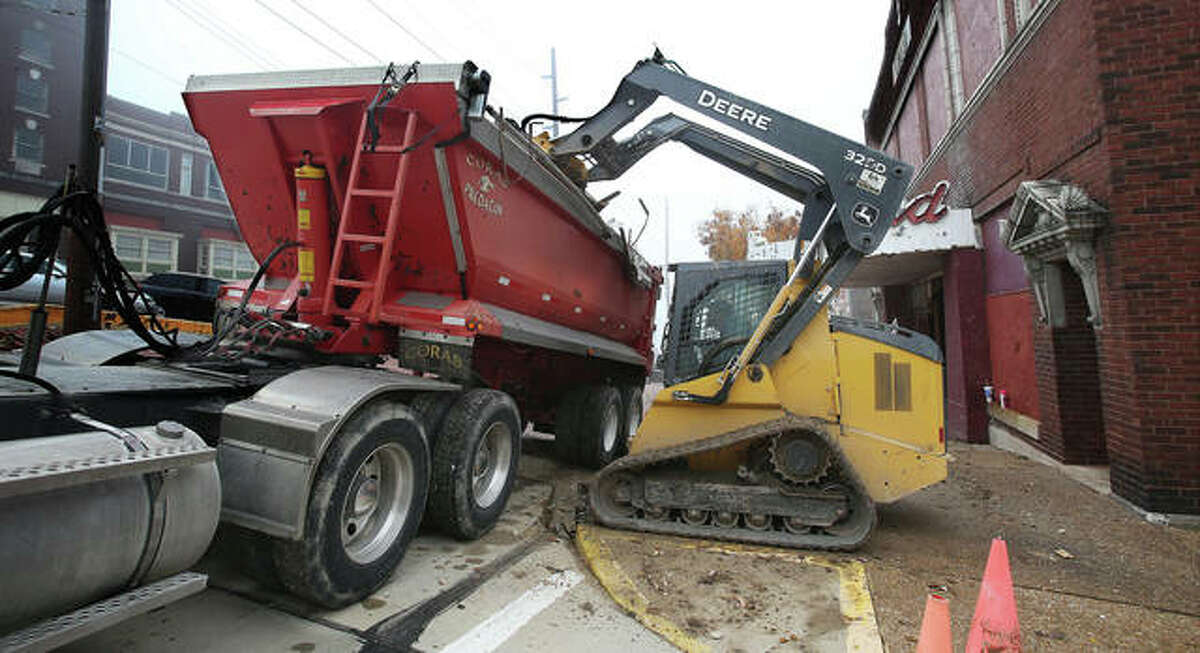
<box><xmin>2</xmin><ymin>0</ymin><xmax>255</xmax><ymax>280</ymax></box>
<box><xmin>1</xmin><ymin>0</ymin><xmax>85</xmax><ymax>215</ymax></box>
<box><xmin>862</xmin><ymin>0</ymin><xmax>1199</xmax><ymax>516</ymax></box>
<box><xmin>102</xmin><ymin>97</ymin><xmax>256</xmax><ymax>280</ymax></box>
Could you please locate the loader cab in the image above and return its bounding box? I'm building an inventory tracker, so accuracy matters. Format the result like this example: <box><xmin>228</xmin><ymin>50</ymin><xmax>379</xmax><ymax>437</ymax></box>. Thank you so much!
<box><xmin>661</xmin><ymin>260</ymin><xmax>788</xmax><ymax>386</ymax></box>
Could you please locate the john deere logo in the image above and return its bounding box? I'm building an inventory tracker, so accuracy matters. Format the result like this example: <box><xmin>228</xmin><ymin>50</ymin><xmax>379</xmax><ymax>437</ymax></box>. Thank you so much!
<box><xmin>852</xmin><ymin>202</ymin><xmax>880</xmax><ymax>227</ymax></box>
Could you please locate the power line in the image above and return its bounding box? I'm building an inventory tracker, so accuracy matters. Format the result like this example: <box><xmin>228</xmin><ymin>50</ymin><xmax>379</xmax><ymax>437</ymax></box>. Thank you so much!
<box><xmin>163</xmin><ymin>0</ymin><xmax>275</xmax><ymax>70</ymax></box>
<box><xmin>191</xmin><ymin>0</ymin><xmax>287</xmax><ymax>69</ymax></box>
<box><xmin>113</xmin><ymin>48</ymin><xmax>187</xmax><ymax>87</ymax></box>
<box><xmin>393</xmin><ymin>0</ymin><xmax>467</xmax><ymax>60</ymax></box>
<box><xmin>288</xmin><ymin>0</ymin><xmax>383</xmax><ymax>63</ymax></box>
<box><xmin>364</xmin><ymin>0</ymin><xmax>444</xmax><ymax>61</ymax></box>
<box><xmin>252</xmin><ymin>0</ymin><xmax>357</xmax><ymax>65</ymax></box>
<box><xmin>165</xmin><ymin>0</ymin><xmax>274</xmax><ymax>69</ymax></box>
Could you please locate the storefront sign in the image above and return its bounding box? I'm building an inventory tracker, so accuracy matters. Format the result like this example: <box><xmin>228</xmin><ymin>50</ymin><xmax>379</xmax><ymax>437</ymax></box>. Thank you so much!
<box><xmin>893</xmin><ymin>180</ymin><xmax>950</xmax><ymax>226</ymax></box>
<box><xmin>873</xmin><ymin>180</ymin><xmax>977</xmax><ymax>258</ymax></box>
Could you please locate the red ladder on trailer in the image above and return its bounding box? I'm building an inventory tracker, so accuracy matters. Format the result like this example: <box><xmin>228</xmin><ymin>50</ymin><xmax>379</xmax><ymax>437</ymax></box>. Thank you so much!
<box><xmin>322</xmin><ymin>105</ymin><xmax>419</xmax><ymax>323</ymax></box>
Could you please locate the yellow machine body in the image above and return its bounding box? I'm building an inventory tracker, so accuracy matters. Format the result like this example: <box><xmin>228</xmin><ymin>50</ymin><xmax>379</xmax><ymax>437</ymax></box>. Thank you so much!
<box><xmin>632</xmin><ymin>305</ymin><xmax>948</xmax><ymax>504</ymax></box>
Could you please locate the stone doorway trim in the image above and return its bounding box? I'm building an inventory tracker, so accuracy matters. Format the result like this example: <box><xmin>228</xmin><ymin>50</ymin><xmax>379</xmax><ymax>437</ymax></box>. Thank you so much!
<box><xmin>1004</xmin><ymin>180</ymin><xmax>1108</xmax><ymax>328</ymax></box>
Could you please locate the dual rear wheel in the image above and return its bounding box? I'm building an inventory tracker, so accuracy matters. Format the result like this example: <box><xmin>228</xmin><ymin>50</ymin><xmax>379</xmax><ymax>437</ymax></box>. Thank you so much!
<box><xmin>275</xmin><ymin>389</ymin><xmax>521</xmax><ymax>608</ymax></box>
<box><xmin>555</xmin><ymin>384</ymin><xmax>644</xmax><ymax>470</ymax></box>
<box><xmin>272</xmin><ymin>381</ymin><xmax>644</xmax><ymax>607</ymax></box>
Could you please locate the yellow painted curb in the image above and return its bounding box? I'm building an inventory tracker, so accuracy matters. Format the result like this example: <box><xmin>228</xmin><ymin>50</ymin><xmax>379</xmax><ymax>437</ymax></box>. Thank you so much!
<box><xmin>575</xmin><ymin>524</ymin><xmax>883</xmax><ymax>653</ymax></box>
<box><xmin>575</xmin><ymin>524</ymin><xmax>712</xmax><ymax>653</ymax></box>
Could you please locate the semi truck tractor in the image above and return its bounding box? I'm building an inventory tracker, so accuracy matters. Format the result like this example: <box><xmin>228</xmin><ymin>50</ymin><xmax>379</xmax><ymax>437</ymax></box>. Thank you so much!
<box><xmin>0</xmin><ymin>51</ymin><xmax>946</xmax><ymax>649</ymax></box>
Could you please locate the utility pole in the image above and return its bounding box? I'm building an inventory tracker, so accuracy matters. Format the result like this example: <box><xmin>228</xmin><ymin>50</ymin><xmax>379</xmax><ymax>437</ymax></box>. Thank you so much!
<box><xmin>541</xmin><ymin>47</ymin><xmax>567</xmax><ymax>136</ymax></box>
<box><xmin>63</xmin><ymin>0</ymin><xmax>109</xmax><ymax>334</ymax></box>
<box><xmin>663</xmin><ymin>197</ymin><xmax>670</xmax><ymax>311</ymax></box>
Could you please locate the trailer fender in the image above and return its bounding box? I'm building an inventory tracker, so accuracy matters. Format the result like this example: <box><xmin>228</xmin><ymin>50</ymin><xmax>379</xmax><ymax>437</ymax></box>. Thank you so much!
<box><xmin>38</xmin><ymin>329</ymin><xmax>206</xmax><ymax>365</ymax></box>
<box><xmin>217</xmin><ymin>366</ymin><xmax>457</xmax><ymax>539</ymax></box>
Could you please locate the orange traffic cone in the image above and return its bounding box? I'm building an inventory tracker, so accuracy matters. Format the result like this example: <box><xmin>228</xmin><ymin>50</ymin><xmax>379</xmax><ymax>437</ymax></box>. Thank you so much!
<box><xmin>915</xmin><ymin>592</ymin><xmax>951</xmax><ymax>653</ymax></box>
<box><xmin>965</xmin><ymin>538</ymin><xmax>1022</xmax><ymax>652</ymax></box>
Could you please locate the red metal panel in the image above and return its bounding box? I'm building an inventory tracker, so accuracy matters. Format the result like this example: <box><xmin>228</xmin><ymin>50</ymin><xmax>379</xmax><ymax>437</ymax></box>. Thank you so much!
<box><xmin>185</xmin><ymin>75</ymin><xmax>657</xmax><ymax>363</ymax></box>
<box><xmin>443</xmin><ymin>143</ymin><xmax>656</xmax><ymax>351</ymax></box>
<box><xmin>986</xmin><ymin>289</ymin><xmax>1039</xmax><ymax>419</ymax></box>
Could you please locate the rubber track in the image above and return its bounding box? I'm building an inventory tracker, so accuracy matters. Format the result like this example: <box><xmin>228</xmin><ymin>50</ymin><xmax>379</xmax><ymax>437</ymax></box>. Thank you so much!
<box><xmin>587</xmin><ymin>414</ymin><xmax>877</xmax><ymax>551</ymax></box>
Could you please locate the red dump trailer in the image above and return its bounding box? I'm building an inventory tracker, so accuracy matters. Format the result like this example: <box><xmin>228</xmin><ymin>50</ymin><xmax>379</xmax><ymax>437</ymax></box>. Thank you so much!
<box><xmin>0</xmin><ymin>63</ymin><xmax>661</xmax><ymax>640</ymax></box>
<box><xmin>185</xmin><ymin>63</ymin><xmax>659</xmax><ymax>401</ymax></box>
<box><xmin>173</xmin><ymin>63</ymin><xmax>659</xmax><ymax>605</ymax></box>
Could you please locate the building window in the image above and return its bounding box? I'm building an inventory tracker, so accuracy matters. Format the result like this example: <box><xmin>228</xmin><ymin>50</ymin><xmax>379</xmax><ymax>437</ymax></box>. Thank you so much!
<box><xmin>179</xmin><ymin>152</ymin><xmax>193</xmax><ymax>195</ymax></box>
<box><xmin>111</xmin><ymin>226</ymin><xmax>179</xmax><ymax>276</ymax></box>
<box><xmin>16</xmin><ymin>69</ymin><xmax>48</xmax><ymax>114</ymax></box>
<box><xmin>205</xmin><ymin>160</ymin><xmax>226</xmax><ymax>202</ymax></box>
<box><xmin>105</xmin><ymin>134</ymin><xmax>169</xmax><ymax>189</ymax></box>
<box><xmin>13</xmin><ymin>119</ymin><xmax>44</xmax><ymax>170</ymax></box>
<box><xmin>19</xmin><ymin>28</ymin><xmax>52</xmax><ymax>65</ymax></box>
<box><xmin>198</xmin><ymin>239</ymin><xmax>257</xmax><ymax>280</ymax></box>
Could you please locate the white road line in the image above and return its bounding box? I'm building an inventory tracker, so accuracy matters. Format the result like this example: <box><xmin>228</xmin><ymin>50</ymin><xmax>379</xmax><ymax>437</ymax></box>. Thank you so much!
<box><xmin>440</xmin><ymin>570</ymin><xmax>584</xmax><ymax>653</ymax></box>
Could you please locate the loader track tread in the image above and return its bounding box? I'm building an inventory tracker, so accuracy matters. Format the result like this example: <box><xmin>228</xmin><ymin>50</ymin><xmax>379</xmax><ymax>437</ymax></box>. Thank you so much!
<box><xmin>588</xmin><ymin>414</ymin><xmax>876</xmax><ymax>551</ymax></box>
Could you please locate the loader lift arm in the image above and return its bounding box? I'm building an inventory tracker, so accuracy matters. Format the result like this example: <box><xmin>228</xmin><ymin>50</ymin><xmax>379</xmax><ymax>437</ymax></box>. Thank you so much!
<box><xmin>547</xmin><ymin>51</ymin><xmax>913</xmax><ymax>403</ymax></box>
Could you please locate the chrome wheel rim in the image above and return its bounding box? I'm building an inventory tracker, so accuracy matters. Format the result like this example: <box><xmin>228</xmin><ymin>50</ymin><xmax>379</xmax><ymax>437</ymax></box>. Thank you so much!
<box><xmin>626</xmin><ymin>395</ymin><xmax>641</xmax><ymax>439</ymax></box>
<box><xmin>601</xmin><ymin>400</ymin><xmax>620</xmax><ymax>452</ymax></box>
<box><xmin>341</xmin><ymin>443</ymin><xmax>415</xmax><ymax>565</ymax></box>
<box><xmin>472</xmin><ymin>421</ymin><xmax>514</xmax><ymax>509</ymax></box>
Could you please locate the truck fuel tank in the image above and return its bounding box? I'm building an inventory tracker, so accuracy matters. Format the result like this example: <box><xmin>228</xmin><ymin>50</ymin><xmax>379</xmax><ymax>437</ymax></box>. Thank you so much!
<box><xmin>0</xmin><ymin>422</ymin><xmax>220</xmax><ymax>632</ymax></box>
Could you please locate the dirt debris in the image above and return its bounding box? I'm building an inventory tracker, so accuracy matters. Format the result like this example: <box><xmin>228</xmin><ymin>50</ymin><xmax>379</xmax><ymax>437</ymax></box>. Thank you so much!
<box><xmin>604</xmin><ymin>534</ymin><xmax>848</xmax><ymax>651</ymax></box>
<box><xmin>864</xmin><ymin>442</ymin><xmax>1200</xmax><ymax>651</ymax></box>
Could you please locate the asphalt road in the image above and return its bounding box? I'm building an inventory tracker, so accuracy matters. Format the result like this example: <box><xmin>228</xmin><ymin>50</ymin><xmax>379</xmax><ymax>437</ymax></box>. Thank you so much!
<box><xmin>63</xmin><ymin>471</ymin><xmax>676</xmax><ymax>653</ymax></box>
<box><xmin>59</xmin><ymin>428</ymin><xmax>1200</xmax><ymax>652</ymax></box>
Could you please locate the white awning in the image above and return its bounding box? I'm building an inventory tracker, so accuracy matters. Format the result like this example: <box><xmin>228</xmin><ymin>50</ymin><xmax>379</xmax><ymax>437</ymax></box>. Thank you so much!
<box><xmin>846</xmin><ymin>208</ymin><xmax>980</xmax><ymax>287</ymax></box>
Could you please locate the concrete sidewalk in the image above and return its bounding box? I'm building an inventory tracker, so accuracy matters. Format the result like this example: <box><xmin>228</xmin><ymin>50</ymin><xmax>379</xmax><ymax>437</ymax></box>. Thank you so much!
<box><xmin>859</xmin><ymin>442</ymin><xmax>1200</xmax><ymax>651</ymax></box>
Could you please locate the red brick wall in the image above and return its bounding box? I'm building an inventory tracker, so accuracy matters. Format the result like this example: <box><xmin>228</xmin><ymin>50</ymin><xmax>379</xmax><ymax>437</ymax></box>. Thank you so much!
<box><xmin>1093</xmin><ymin>0</ymin><xmax>1200</xmax><ymax>513</ymax></box>
<box><xmin>1032</xmin><ymin>267</ymin><xmax>1107</xmax><ymax>463</ymax></box>
<box><xmin>106</xmin><ymin>212</ymin><xmax>164</xmax><ymax>231</ymax></box>
<box><xmin>897</xmin><ymin>94</ymin><xmax>925</xmax><ymax>167</ymax></box>
<box><xmin>870</xmin><ymin>0</ymin><xmax>1199</xmax><ymax>513</ymax></box>
<box><xmin>944</xmin><ymin>248</ymin><xmax>992</xmax><ymax>442</ymax></box>
<box><xmin>909</xmin><ymin>0</ymin><xmax>1111</xmax><ymax>456</ymax></box>
<box><xmin>929</xmin><ymin>1</ymin><xmax>1106</xmax><ymax>212</ymax></box>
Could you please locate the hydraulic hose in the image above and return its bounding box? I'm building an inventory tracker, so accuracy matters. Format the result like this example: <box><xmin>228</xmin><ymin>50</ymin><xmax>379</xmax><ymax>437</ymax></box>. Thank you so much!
<box><xmin>0</xmin><ymin>183</ymin><xmax>182</xmax><ymax>356</ymax></box>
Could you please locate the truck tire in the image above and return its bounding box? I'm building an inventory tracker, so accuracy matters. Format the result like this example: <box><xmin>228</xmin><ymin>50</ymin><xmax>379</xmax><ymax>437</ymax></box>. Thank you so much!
<box><xmin>409</xmin><ymin>391</ymin><xmax>458</xmax><ymax>438</ymax></box>
<box><xmin>274</xmin><ymin>400</ymin><xmax>429</xmax><ymax>608</ymax></box>
<box><xmin>619</xmin><ymin>385</ymin><xmax>645</xmax><ymax>456</ymax></box>
<box><xmin>426</xmin><ymin>389</ymin><xmax>521</xmax><ymax>540</ymax></box>
<box><xmin>555</xmin><ymin>385</ymin><xmax>623</xmax><ymax>469</ymax></box>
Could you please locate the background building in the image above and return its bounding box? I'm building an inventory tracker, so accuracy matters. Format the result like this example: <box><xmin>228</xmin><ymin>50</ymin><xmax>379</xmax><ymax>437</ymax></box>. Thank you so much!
<box><xmin>863</xmin><ymin>0</ymin><xmax>1198</xmax><ymax>516</ymax></box>
<box><xmin>1</xmin><ymin>0</ymin><xmax>85</xmax><ymax>215</ymax></box>
<box><xmin>2</xmin><ymin>0</ymin><xmax>254</xmax><ymax>280</ymax></box>
<box><xmin>102</xmin><ymin>97</ymin><xmax>255</xmax><ymax>280</ymax></box>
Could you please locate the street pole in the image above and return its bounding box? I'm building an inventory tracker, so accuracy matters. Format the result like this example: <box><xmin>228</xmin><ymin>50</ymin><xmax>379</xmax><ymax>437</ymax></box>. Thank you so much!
<box><xmin>63</xmin><ymin>0</ymin><xmax>109</xmax><ymax>334</ymax></box>
<box><xmin>541</xmin><ymin>47</ymin><xmax>567</xmax><ymax>137</ymax></box>
<box><xmin>663</xmin><ymin>197</ymin><xmax>670</xmax><ymax>311</ymax></box>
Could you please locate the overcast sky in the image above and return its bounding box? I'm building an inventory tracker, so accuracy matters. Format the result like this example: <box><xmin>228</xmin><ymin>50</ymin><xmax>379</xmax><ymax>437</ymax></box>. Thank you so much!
<box><xmin>107</xmin><ymin>0</ymin><xmax>892</xmax><ymax>346</ymax></box>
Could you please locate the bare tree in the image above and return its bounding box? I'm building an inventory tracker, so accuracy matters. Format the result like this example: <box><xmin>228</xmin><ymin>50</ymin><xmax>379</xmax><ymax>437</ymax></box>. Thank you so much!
<box><xmin>696</xmin><ymin>207</ymin><xmax>801</xmax><ymax>260</ymax></box>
